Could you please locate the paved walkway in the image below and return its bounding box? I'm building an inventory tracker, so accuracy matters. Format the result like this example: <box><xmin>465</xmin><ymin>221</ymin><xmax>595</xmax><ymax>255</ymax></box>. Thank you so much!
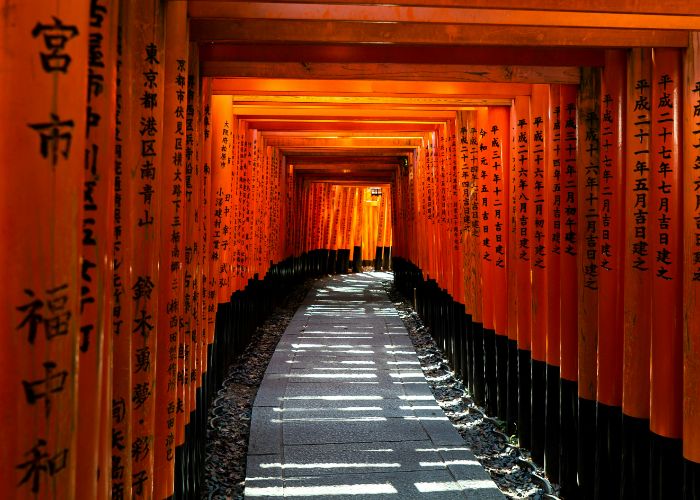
<box><xmin>244</xmin><ymin>273</ymin><xmax>504</xmax><ymax>499</ymax></box>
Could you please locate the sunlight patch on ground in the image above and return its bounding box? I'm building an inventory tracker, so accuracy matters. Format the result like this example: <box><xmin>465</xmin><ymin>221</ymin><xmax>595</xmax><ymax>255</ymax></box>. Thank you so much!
<box><xmin>281</xmin><ymin>395</ymin><xmax>383</xmax><ymax>401</ymax></box>
<box><xmin>259</xmin><ymin>462</ymin><xmax>401</xmax><ymax>470</ymax></box>
<box><xmin>246</xmin><ymin>484</ymin><xmax>398</xmax><ymax>497</ymax></box>
<box><xmin>414</xmin><ymin>480</ymin><xmax>501</xmax><ymax>492</ymax></box>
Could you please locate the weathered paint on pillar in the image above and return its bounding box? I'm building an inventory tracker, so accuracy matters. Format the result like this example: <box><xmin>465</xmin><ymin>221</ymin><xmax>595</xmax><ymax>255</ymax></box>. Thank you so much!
<box><xmin>123</xmin><ymin>1</ymin><xmax>165</xmax><ymax>496</ymax></box>
<box><xmin>546</xmin><ymin>84</ymin><xmax>562</xmax><ymax>370</ymax></box>
<box><xmin>490</xmin><ymin>106</ymin><xmax>510</xmax><ymax>337</ymax></box>
<box><xmin>77</xmin><ymin>1</ymin><xmax>119</xmax><ymax>498</ymax></box>
<box><xmin>597</xmin><ymin>50</ymin><xmax>626</xmax><ymax>410</ymax></box>
<box><xmin>650</xmin><ymin>48</ymin><xmax>683</xmax><ymax>441</ymax></box>
<box><xmin>560</xmin><ymin>84</ymin><xmax>580</xmax><ymax>386</ymax></box>
<box><xmin>622</xmin><ymin>49</ymin><xmax>653</xmax><ymax>421</ymax></box>
<box><xmin>684</xmin><ymin>31</ymin><xmax>700</xmax><ymax>471</ymax></box>
<box><xmin>0</xmin><ymin>3</ymin><xmax>88</xmax><ymax>498</ymax></box>
<box><xmin>154</xmin><ymin>1</ymin><xmax>188</xmax><ymax>496</ymax></box>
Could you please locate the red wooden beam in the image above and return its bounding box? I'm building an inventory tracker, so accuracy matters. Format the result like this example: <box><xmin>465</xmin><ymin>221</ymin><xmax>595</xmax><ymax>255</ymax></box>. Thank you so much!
<box><xmin>200</xmin><ymin>43</ymin><xmax>605</xmax><ymax>67</ymax></box>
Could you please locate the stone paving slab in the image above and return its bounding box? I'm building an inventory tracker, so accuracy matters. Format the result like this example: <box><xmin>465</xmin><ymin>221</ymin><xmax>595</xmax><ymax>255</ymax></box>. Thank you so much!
<box><xmin>245</xmin><ymin>273</ymin><xmax>504</xmax><ymax>499</ymax></box>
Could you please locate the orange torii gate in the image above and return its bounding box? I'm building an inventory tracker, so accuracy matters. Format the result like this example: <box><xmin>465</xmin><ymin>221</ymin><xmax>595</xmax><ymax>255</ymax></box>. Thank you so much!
<box><xmin>2</xmin><ymin>2</ymin><xmax>700</xmax><ymax>497</ymax></box>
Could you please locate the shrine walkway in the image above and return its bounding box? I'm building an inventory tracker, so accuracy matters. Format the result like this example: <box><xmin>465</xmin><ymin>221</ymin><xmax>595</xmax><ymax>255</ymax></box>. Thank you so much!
<box><xmin>243</xmin><ymin>273</ymin><xmax>504</xmax><ymax>499</ymax></box>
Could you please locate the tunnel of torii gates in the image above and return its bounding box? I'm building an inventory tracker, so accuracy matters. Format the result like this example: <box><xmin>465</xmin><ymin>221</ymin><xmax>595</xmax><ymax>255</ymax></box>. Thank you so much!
<box><xmin>3</xmin><ymin>1</ymin><xmax>700</xmax><ymax>499</ymax></box>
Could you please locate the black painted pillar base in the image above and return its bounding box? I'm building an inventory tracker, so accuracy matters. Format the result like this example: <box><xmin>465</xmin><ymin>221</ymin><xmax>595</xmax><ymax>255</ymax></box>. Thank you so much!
<box><xmin>184</xmin><ymin>421</ymin><xmax>192</xmax><ymax>498</ymax></box>
<box><xmin>495</xmin><ymin>334</ymin><xmax>508</xmax><ymax>422</ymax></box>
<box><xmin>334</xmin><ymin>249</ymin><xmax>345</xmax><ymax>274</ymax></box>
<box><xmin>685</xmin><ymin>458</ymin><xmax>700</xmax><ymax>500</ymax></box>
<box><xmin>650</xmin><ymin>431</ymin><xmax>683</xmax><ymax>500</ymax></box>
<box><xmin>484</xmin><ymin>328</ymin><xmax>497</xmax><ymax>416</ymax></box>
<box><xmin>473</xmin><ymin>322</ymin><xmax>485</xmax><ymax>407</ymax></box>
<box><xmin>174</xmin><ymin>443</ymin><xmax>184</xmax><ymax>499</ymax></box>
<box><xmin>531</xmin><ymin>358</ymin><xmax>546</xmax><ymax>466</ymax></box>
<box><xmin>544</xmin><ymin>364</ymin><xmax>560</xmax><ymax>481</ymax></box>
<box><xmin>578</xmin><ymin>396</ymin><xmax>597</xmax><ymax>499</ymax></box>
<box><xmin>621</xmin><ymin>414</ymin><xmax>650</xmax><ymax>500</ymax></box>
<box><xmin>374</xmin><ymin>246</ymin><xmax>383</xmax><ymax>271</ymax></box>
<box><xmin>595</xmin><ymin>402</ymin><xmax>622</xmax><ymax>499</ymax></box>
<box><xmin>328</xmin><ymin>249</ymin><xmax>338</xmax><ymax>274</ymax></box>
<box><xmin>518</xmin><ymin>349</ymin><xmax>532</xmax><ymax>449</ymax></box>
<box><xmin>465</xmin><ymin>313</ymin><xmax>474</xmax><ymax>394</ymax></box>
<box><xmin>443</xmin><ymin>293</ymin><xmax>453</xmax><ymax>364</ymax></box>
<box><xmin>352</xmin><ymin>246</ymin><xmax>362</xmax><ymax>273</ymax></box>
<box><xmin>453</xmin><ymin>304</ymin><xmax>465</xmax><ymax>381</ymax></box>
<box><xmin>344</xmin><ymin>249</ymin><xmax>351</xmax><ymax>273</ymax></box>
<box><xmin>506</xmin><ymin>339</ymin><xmax>518</xmax><ymax>435</ymax></box>
<box><xmin>560</xmin><ymin>378</ymin><xmax>580</xmax><ymax>499</ymax></box>
<box><xmin>382</xmin><ymin>246</ymin><xmax>391</xmax><ymax>270</ymax></box>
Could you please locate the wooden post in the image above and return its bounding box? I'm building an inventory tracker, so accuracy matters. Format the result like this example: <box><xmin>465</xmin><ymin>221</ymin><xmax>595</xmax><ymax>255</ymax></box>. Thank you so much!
<box><xmin>0</xmin><ymin>2</ymin><xmax>88</xmax><ymax>498</ymax></box>
<box><xmin>577</xmin><ymin>66</ymin><xmax>600</xmax><ymax>498</ymax></box>
<box><xmin>621</xmin><ymin>47</ymin><xmax>653</xmax><ymax>500</ymax></box>
<box><xmin>544</xmin><ymin>83</ymin><xmax>562</xmax><ymax>481</ymax></box>
<box><xmin>595</xmin><ymin>49</ymin><xmax>626</xmax><ymax>497</ymax></box>
<box><xmin>210</xmin><ymin>95</ymin><xmax>233</xmax><ymax>301</ymax></box>
<box><xmin>470</xmin><ymin>113</ymin><xmax>485</xmax><ymax>407</ymax></box>
<box><xmin>559</xmin><ymin>83</ymin><xmax>580</xmax><ymax>497</ymax></box>
<box><xmin>489</xmin><ymin>106</ymin><xmax>510</xmax><ymax>423</ymax></box>
<box><xmin>684</xmin><ymin>32</ymin><xmax>700</xmax><ymax>499</ymax></box>
<box><xmin>506</xmin><ymin>104</ymin><xmax>520</xmax><ymax>435</ymax></box>
<box><xmin>514</xmin><ymin>95</ymin><xmax>533</xmax><ymax>448</ymax></box>
<box><xmin>199</xmin><ymin>78</ymin><xmax>215</xmax><ymax>348</ymax></box>
<box><xmin>649</xmin><ymin>47</ymin><xmax>683</xmax><ymax>499</ymax></box>
<box><xmin>77</xmin><ymin>1</ymin><xmax>119</xmax><ymax>498</ymax></box>
<box><xmin>154</xmin><ymin>2</ymin><xmax>188</xmax><ymax>497</ymax></box>
<box><xmin>530</xmin><ymin>84</ymin><xmax>549</xmax><ymax>466</ymax></box>
<box><xmin>122</xmin><ymin>1</ymin><xmax>165</xmax><ymax>497</ymax></box>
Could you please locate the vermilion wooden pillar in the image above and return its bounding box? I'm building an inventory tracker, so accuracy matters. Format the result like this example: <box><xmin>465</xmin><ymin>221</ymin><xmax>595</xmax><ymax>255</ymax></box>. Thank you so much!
<box><xmin>0</xmin><ymin>3</ymin><xmax>88</xmax><ymax>498</ymax></box>
<box><xmin>354</xmin><ymin>185</ymin><xmax>364</xmax><ymax>270</ymax></box>
<box><xmin>469</xmin><ymin>117</ymin><xmax>484</xmax><ymax>405</ymax></box>
<box><xmin>123</xmin><ymin>1</ymin><xmax>165</xmax><ymax>497</ymax></box>
<box><xmin>238</xmin><ymin>122</ymin><xmax>252</xmax><ymax>286</ymax></box>
<box><xmin>559</xmin><ymin>84</ymin><xmax>580</xmax><ymax>498</ymax></box>
<box><xmin>345</xmin><ymin>186</ymin><xmax>355</xmax><ymax>272</ymax></box>
<box><xmin>199</xmin><ymin>78</ymin><xmax>214</xmax><ymax>349</ymax></box>
<box><xmin>154</xmin><ymin>2</ymin><xmax>188</xmax><ymax>497</ymax></box>
<box><xmin>230</xmin><ymin>119</ymin><xmax>242</xmax><ymax>292</ymax></box>
<box><xmin>649</xmin><ymin>47</ymin><xmax>683</xmax><ymax>500</ymax></box>
<box><xmin>506</xmin><ymin>105</ymin><xmax>520</xmax><ymax>435</ymax></box>
<box><xmin>448</xmin><ymin>120</ymin><xmax>465</xmax><ymax>363</ymax></box>
<box><xmin>456</xmin><ymin>112</ymin><xmax>473</xmax><ymax>388</ymax></box>
<box><xmin>111</xmin><ymin>5</ymin><xmax>134</xmax><ymax>496</ymax></box>
<box><xmin>489</xmin><ymin>107</ymin><xmax>510</xmax><ymax>423</ymax></box>
<box><xmin>385</xmin><ymin>189</ymin><xmax>393</xmax><ymax>269</ymax></box>
<box><xmin>513</xmin><ymin>96</ymin><xmax>533</xmax><ymax>448</ymax></box>
<box><xmin>544</xmin><ymin>83</ymin><xmax>562</xmax><ymax>481</ymax></box>
<box><xmin>336</xmin><ymin>186</ymin><xmax>346</xmax><ymax>271</ymax></box>
<box><xmin>478</xmin><ymin>107</ymin><xmax>497</xmax><ymax>416</ymax></box>
<box><xmin>251</xmin><ymin>132</ymin><xmax>264</xmax><ymax>278</ymax></box>
<box><xmin>420</xmin><ymin>143</ymin><xmax>430</xmax><ymax>279</ymax></box>
<box><xmin>186</xmin><ymin>42</ymin><xmax>205</xmax><ymax>500</ymax></box>
<box><xmin>621</xmin><ymin>48</ymin><xmax>653</xmax><ymax>500</ymax></box>
<box><xmin>210</xmin><ymin>95</ymin><xmax>233</xmax><ymax>302</ymax></box>
<box><xmin>683</xmin><ymin>32</ymin><xmax>700</xmax><ymax>500</ymax></box>
<box><xmin>77</xmin><ymin>2</ymin><xmax>119</xmax><ymax>499</ymax></box>
<box><xmin>595</xmin><ymin>49</ymin><xmax>626</xmax><ymax>499</ymax></box>
<box><xmin>329</xmin><ymin>185</ymin><xmax>340</xmax><ymax>269</ymax></box>
<box><xmin>577</xmin><ymin>66</ymin><xmax>600</xmax><ymax>499</ymax></box>
<box><xmin>348</xmin><ymin>187</ymin><xmax>360</xmax><ymax>271</ymax></box>
<box><xmin>530</xmin><ymin>84</ymin><xmax>549</xmax><ymax>466</ymax></box>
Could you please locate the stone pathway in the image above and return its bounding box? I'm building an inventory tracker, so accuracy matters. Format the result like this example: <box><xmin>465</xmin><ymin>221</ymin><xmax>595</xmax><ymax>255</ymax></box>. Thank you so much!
<box><xmin>244</xmin><ymin>273</ymin><xmax>504</xmax><ymax>499</ymax></box>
